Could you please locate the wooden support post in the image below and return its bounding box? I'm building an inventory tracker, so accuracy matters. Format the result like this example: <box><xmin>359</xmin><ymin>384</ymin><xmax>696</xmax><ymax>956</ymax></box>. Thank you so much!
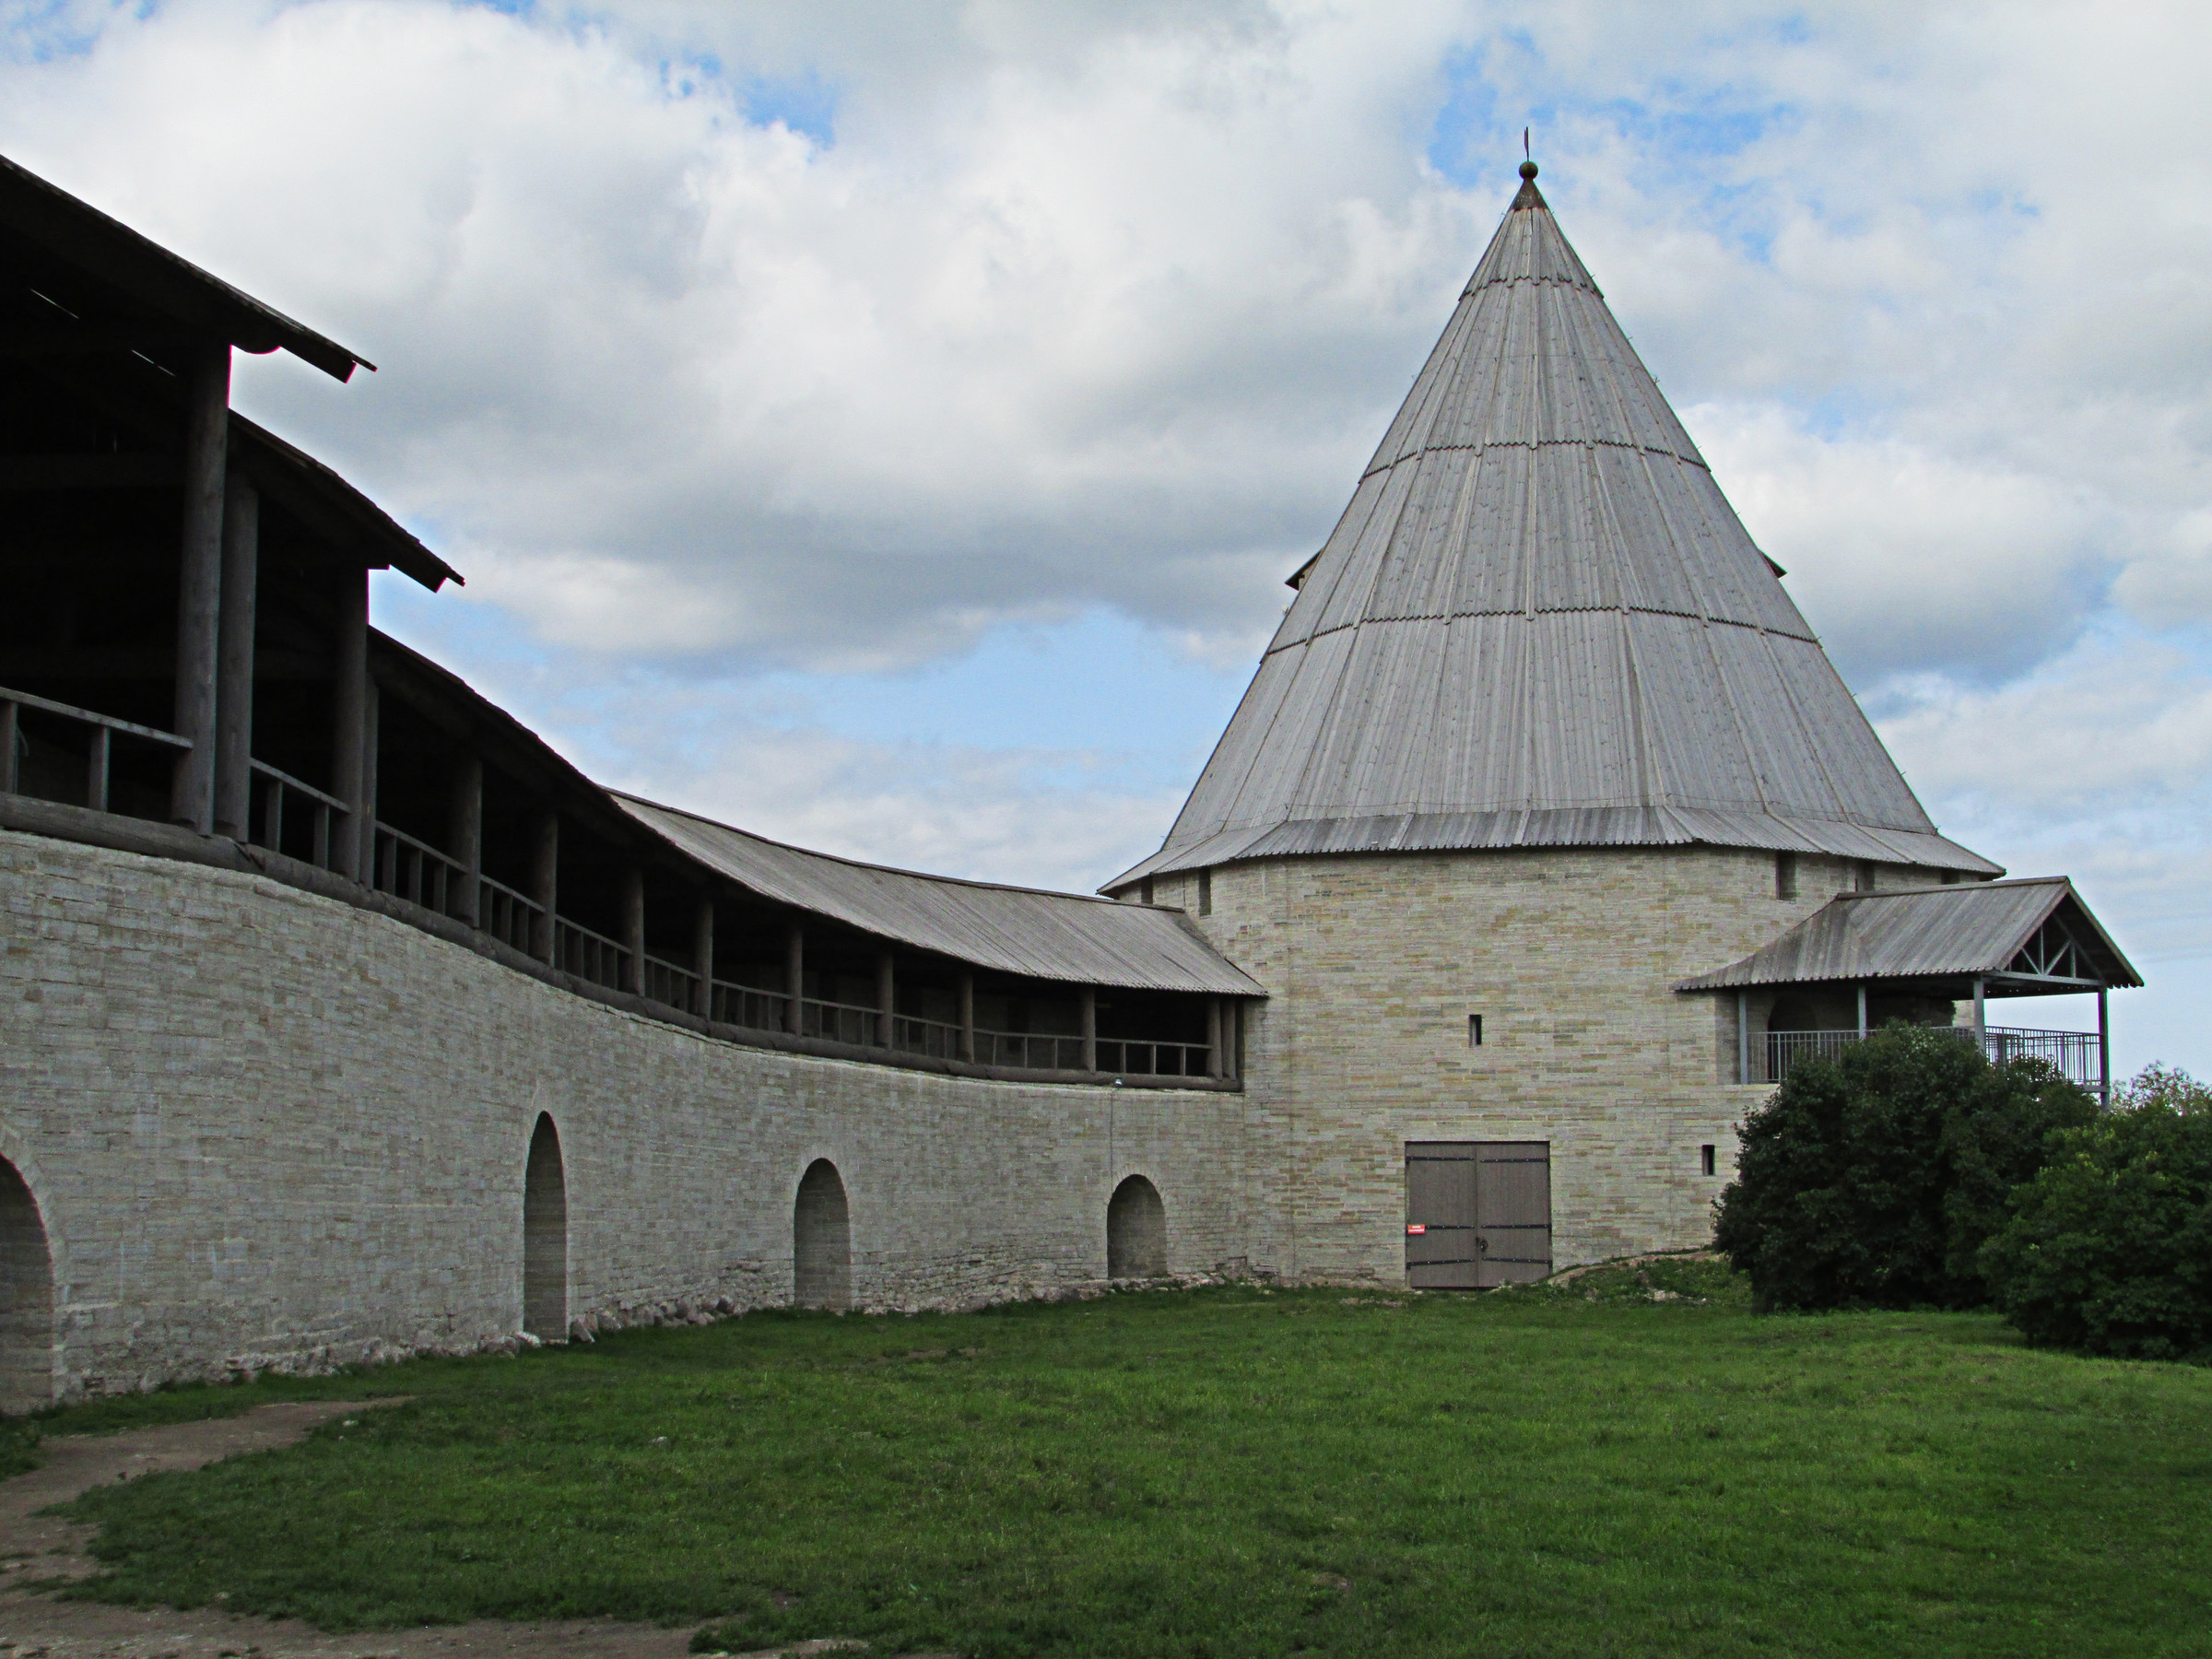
<box><xmin>1971</xmin><ymin>976</ymin><xmax>1986</xmax><ymax>1049</ymax></box>
<box><xmin>2097</xmin><ymin>985</ymin><xmax>2111</xmax><ymax>1102</ymax></box>
<box><xmin>1855</xmin><ymin>983</ymin><xmax>1868</xmax><ymax>1040</ymax></box>
<box><xmin>530</xmin><ymin>810</ymin><xmax>559</xmax><ymax>963</ymax></box>
<box><xmin>211</xmin><ymin>475</ymin><xmax>258</xmax><ymax>839</ymax></box>
<box><xmin>1206</xmin><ymin>997</ymin><xmax>1224</xmax><ymax>1078</ymax></box>
<box><xmin>691</xmin><ymin>896</ymin><xmax>715</xmax><ymax>1018</ymax></box>
<box><xmin>784</xmin><ymin>922</ymin><xmax>806</xmax><ymax>1037</ymax></box>
<box><xmin>1736</xmin><ymin>991</ymin><xmax>1749</xmax><ymax>1086</ymax></box>
<box><xmin>875</xmin><ymin>948</ymin><xmax>895</xmax><ymax>1048</ymax></box>
<box><xmin>359</xmin><ymin>677</ymin><xmax>381</xmax><ymax>884</ymax></box>
<box><xmin>620</xmin><ymin>867</ymin><xmax>646</xmax><ymax>995</ymax></box>
<box><xmin>330</xmin><ymin>566</ymin><xmax>369</xmax><ymax>877</ymax></box>
<box><xmin>447</xmin><ymin>756</ymin><xmax>482</xmax><ymax>924</ymax></box>
<box><xmin>85</xmin><ymin>725</ymin><xmax>111</xmax><ymax>813</ymax></box>
<box><xmin>1080</xmin><ymin>988</ymin><xmax>1098</xmax><ymax>1073</ymax></box>
<box><xmin>0</xmin><ymin>699</ymin><xmax>16</xmax><ymax>794</ymax></box>
<box><xmin>170</xmin><ymin>342</ymin><xmax>229</xmax><ymax>831</ymax></box>
<box><xmin>959</xmin><ymin>971</ymin><xmax>976</xmax><ymax>1064</ymax></box>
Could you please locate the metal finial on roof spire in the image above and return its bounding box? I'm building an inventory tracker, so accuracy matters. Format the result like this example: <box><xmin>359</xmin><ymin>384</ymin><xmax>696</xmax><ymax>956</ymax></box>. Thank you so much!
<box><xmin>1520</xmin><ymin>159</ymin><xmax>1538</xmax><ymax>181</ymax></box>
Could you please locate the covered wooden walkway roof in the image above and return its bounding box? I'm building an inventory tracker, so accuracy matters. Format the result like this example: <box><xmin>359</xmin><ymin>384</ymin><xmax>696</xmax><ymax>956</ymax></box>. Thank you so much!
<box><xmin>0</xmin><ymin>151</ymin><xmax>372</xmax><ymax>382</ymax></box>
<box><xmin>620</xmin><ymin>795</ymin><xmax>1264</xmax><ymax>998</ymax></box>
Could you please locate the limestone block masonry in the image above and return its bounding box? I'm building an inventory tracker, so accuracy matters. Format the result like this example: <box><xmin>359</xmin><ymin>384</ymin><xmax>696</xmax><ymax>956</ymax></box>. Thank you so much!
<box><xmin>1</xmin><ymin>830</ymin><xmax>1255</xmax><ymax>1403</ymax></box>
<box><xmin>1158</xmin><ymin>845</ymin><xmax>1944</xmax><ymax>1283</ymax></box>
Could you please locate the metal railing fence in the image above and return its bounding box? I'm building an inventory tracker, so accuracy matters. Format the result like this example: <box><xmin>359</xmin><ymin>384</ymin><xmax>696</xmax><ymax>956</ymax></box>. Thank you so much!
<box><xmin>1762</xmin><ymin>1024</ymin><xmax>2103</xmax><ymax>1088</ymax></box>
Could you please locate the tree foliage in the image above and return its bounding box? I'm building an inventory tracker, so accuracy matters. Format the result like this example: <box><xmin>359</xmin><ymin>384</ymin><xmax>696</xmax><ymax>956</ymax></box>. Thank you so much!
<box><xmin>1980</xmin><ymin>1067</ymin><xmax>2212</xmax><ymax>1359</ymax></box>
<box><xmin>1712</xmin><ymin>1024</ymin><xmax>2095</xmax><ymax>1312</ymax></box>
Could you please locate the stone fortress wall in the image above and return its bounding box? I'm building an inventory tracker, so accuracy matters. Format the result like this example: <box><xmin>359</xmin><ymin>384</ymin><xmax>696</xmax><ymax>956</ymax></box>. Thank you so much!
<box><xmin>2</xmin><ymin>830</ymin><xmax>1257</xmax><ymax>1404</ymax></box>
<box><xmin>1151</xmin><ymin>845</ymin><xmax>1957</xmax><ymax>1283</ymax></box>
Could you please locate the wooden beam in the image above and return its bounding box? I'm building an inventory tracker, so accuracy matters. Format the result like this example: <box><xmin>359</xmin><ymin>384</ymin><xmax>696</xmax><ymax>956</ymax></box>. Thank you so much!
<box><xmin>447</xmin><ymin>755</ymin><xmax>482</xmax><ymax>925</ymax></box>
<box><xmin>0</xmin><ymin>453</ymin><xmax>176</xmax><ymax>490</ymax></box>
<box><xmin>0</xmin><ymin>322</ymin><xmax>190</xmax><ymax>359</ymax></box>
<box><xmin>530</xmin><ymin>810</ymin><xmax>559</xmax><ymax>964</ymax></box>
<box><xmin>85</xmin><ymin>725</ymin><xmax>109</xmax><ymax>813</ymax></box>
<box><xmin>359</xmin><ymin>678</ymin><xmax>380</xmax><ymax>884</ymax></box>
<box><xmin>329</xmin><ymin>566</ymin><xmax>368</xmax><ymax>877</ymax></box>
<box><xmin>1206</xmin><ymin>997</ymin><xmax>1223</xmax><ymax>1079</ymax></box>
<box><xmin>959</xmin><ymin>971</ymin><xmax>975</xmax><ymax>1064</ymax></box>
<box><xmin>1080</xmin><ymin>988</ymin><xmax>1098</xmax><ymax>1072</ymax></box>
<box><xmin>212</xmin><ymin>475</ymin><xmax>257</xmax><ymax>839</ymax></box>
<box><xmin>2098</xmin><ymin>986</ymin><xmax>2111</xmax><ymax>1101</ymax></box>
<box><xmin>784</xmin><ymin>922</ymin><xmax>805</xmax><ymax>1037</ymax></box>
<box><xmin>621</xmin><ymin>867</ymin><xmax>646</xmax><ymax>996</ymax></box>
<box><xmin>875</xmin><ymin>948</ymin><xmax>895</xmax><ymax>1048</ymax></box>
<box><xmin>169</xmin><ymin>341</ymin><xmax>228</xmax><ymax>831</ymax></box>
<box><xmin>691</xmin><ymin>896</ymin><xmax>715</xmax><ymax>1018</ymax></box>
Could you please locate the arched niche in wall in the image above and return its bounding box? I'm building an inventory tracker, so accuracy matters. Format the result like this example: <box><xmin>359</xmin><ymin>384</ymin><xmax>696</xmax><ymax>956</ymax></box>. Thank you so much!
<box><xmin>793</xmin><ymin>1159</ymin><xmax>852</xmax><ymax>1312</ymax></box>
<box><xmin>1107</xmin><ymin>1174</ymin><xmax>1167</xmax><ymax>1280</ymax></box>
<box><xmin>523</xmin><ymin>1114</ymin><xmax>569</xmax><ymax>1341</ymax></box>
<box><xmin>0</xmin><ymin>1159</ymin><xmax>53</xmax><ymax>1415</ymax></box>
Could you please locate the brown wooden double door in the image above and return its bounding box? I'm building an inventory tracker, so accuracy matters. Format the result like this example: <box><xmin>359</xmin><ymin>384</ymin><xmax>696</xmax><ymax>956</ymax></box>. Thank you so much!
<box><xmin>1405</xmin><ymin>1141</ymin><xmax>1551</xmax><ymax>1288</ymax></box>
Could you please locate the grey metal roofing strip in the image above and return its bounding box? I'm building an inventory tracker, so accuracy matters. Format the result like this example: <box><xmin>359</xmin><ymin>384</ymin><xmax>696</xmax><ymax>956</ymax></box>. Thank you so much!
<box><xmin>617</xmin><ymin>795</ymin><xmax>1263</xmax><ymax>998</ymax></box>
<box><xmin>1103</xmin><ymin>806</ymin><xmax>1999</xmax><ymax>890</ymax></box>
<box><xmin>1673</xmin><ymin>878</ymin><xmax>2143</xmax><ymax>992</ymax></box>
<box><xmin>1114</xmin><ymin>169</ymin><xmax>1992</xmax><ymax>895</ymax></box>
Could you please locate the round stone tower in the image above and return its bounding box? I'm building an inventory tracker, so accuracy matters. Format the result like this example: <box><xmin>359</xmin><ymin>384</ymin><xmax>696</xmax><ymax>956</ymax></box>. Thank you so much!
<box><xmin>1104</xmin><ymin>164</ymin><xmax>2001</xmax><ymax>1284</ymax></box>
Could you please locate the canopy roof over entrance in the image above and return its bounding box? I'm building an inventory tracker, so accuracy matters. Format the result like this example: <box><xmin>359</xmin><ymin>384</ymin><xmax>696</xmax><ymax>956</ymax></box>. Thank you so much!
<box><xmin>1107</xmin><ymin>163</ymin><xmax>1998</xmax><ymax>890</ymax></box>
<box><xmin>1675</xmin><ymin>877</ymin><xmax>2141</xmax><ymax>1001</ymax></box>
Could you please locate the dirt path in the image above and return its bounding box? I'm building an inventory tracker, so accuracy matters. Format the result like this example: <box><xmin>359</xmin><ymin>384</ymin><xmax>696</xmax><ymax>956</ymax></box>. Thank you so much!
<box><xmin>0</xmin><ymin>1401</ymin><xmax>880</xmax><ymax>1659</ymax></box>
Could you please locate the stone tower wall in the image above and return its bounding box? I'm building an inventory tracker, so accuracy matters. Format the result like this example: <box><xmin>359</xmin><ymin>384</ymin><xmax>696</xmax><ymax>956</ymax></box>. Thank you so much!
<box><xmin>1153</xmin><ymin>844</ymin><xmax>1951</xmax><ymax>1281</ymax></box>
<box><xmin>0</xmin><ymin>830</ymin><xmax>1257</xmax><ymax>1403</ymax></box>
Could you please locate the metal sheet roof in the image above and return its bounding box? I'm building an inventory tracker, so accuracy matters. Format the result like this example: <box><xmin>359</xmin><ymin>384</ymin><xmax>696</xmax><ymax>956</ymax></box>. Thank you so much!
<box><xmin>1108</xmin><ymin>167</ymin><xmax>1999</xmax><ymax>889</ymax></box>
<box><xmin>1</xmin><ymin>151</ymin><xmax>371</xmax><ymax>382</ymax></box>
<box><xmin>1674</xmin><ymin>877</ymin><xmax>2142</xmax><ymax>994</ymax></box>
<box><xmin>618</xmin><ymin>795</ymin><xmax>1265</xmax><ymax>997</ymax></box>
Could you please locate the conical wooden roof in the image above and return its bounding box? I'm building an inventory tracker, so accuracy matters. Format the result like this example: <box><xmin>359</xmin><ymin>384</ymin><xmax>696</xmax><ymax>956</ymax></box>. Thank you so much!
<box><xmin>1109</xmin><ymin>166</ymin><xmax>1997</xmax><ymax>889</ymax></box>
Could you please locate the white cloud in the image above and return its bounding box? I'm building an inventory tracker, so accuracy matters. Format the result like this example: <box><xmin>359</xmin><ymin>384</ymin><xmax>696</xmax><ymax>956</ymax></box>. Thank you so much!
<box><xmin>1696</xmin><ymin>405</ymin><xmax>2111</xmax><ymax>685</ymax></box>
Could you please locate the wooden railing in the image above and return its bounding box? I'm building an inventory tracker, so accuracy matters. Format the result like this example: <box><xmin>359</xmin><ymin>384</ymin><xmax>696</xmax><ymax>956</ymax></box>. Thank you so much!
<box><xmin>710</xmin><ymin>978</ymin><xmax>788</xmax><ymax>1031</ymax></box>
<box><xmin>554</xmin><ymin>915</ymin><xmax>629</xmax><ymax>992</ymax></box>
<box><xmin>477</xmin><ymin>874</ymin><xmax>540</xmax><ymax>955</ymax></box>
<box><xmin>1097</xmin><ymin>1037</ymin><xmax>1214</xmax><ymax>1078</ymax></box>
<box><xmin>370</xmin><ymin>819</ymin><xmax>465</xmax><ymax>912</ymax></box>
<box><xmin>800</xmin><ymin>994</ymin><xmax>884</xmax><ymax>1048</ymax></box>
<box><xmin>0</xmin><ymin>684</ymin><xmax>191</xmax><ymax>810</ymax></box>
<box><xmin>6</xmin><ymin>711</ymin><xmax>1231</xmax><ymax>1086</ymax></box>
<box><xmin>252</xmin><ymin>760</ymin><xmax>347</xmax><ymax>870</ymax></box>
<box><xmin>642</xmin><ymin>953</ymin><xmax>700</xmax><ymax>1011</ymax></box>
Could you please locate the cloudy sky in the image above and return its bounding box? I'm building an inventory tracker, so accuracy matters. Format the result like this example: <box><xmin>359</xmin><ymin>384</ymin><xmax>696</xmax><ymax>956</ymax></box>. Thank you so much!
<box><xmin>6</xmin><ymin>0</ymin><xmax>2206</xmax><ymax>1074</ymax></box>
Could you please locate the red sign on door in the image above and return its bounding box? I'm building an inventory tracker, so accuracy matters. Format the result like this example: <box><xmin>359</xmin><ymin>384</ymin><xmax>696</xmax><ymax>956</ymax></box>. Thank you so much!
<box><xmin>1406</xmin><ymin>1224</ymin><xmax>1427</xmax><ymax>1234</ymax></box>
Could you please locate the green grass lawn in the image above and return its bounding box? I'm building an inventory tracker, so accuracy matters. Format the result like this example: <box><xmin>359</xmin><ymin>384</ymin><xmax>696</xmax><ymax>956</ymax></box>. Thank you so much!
<box><xmin>18</xmin><ymin>1262</ymin><xmax>2212</xmax><ymax>1658</ymax></box>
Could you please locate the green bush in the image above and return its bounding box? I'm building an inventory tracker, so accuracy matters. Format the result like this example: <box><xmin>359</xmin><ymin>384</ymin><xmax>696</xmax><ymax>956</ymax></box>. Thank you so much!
<box><xmin>1713</xmin><ymin>1024</ymin><xmax>2095</xmax><ymax>1312</ymax></box>
<box><xmin>1981</xmin><ymin>1065</ymin><xmax>2212</xmax><ymax>1359</ymax></box>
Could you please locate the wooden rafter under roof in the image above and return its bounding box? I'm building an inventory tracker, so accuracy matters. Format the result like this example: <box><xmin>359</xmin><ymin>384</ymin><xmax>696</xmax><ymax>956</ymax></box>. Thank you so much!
<box><xmin>1674</xmin><ymin>877</ymin><xmax>2143</xmax><ymax>999</ymax></box>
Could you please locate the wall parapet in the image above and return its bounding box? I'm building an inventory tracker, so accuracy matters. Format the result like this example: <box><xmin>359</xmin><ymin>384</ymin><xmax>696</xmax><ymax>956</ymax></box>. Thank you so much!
<box><xmin>0</xmin><ymin>794</ymin><xmax>1240</xmax><ymax>1092</ymax></box>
